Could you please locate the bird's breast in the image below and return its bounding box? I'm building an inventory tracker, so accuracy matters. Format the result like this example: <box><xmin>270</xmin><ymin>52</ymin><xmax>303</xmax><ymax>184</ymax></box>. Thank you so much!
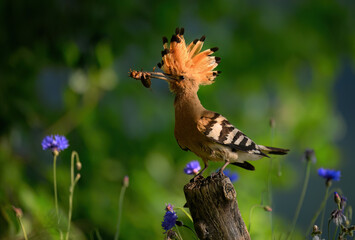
<box><xmin>174</xmin><ymin>119</ymin><xmax>220</xmax><ymax>160</ymax></box>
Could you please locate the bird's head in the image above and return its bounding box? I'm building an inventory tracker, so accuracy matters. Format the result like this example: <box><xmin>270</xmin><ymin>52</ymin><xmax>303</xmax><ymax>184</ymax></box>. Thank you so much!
<box><xmin>130</xmin><ymin>28</ymin><xmax>221</xmax><ymax>95</ymax></box>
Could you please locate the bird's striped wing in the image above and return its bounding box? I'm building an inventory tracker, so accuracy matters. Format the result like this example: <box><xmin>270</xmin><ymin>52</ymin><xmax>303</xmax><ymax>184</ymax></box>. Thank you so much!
<box><xmin>197</xmin><ymin>112</ymin><xmax>268</xmax><ymax>157</ymax></box>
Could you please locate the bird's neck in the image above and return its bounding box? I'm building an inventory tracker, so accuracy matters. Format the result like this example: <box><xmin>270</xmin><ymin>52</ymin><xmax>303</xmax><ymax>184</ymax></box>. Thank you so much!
<box><xmin>174</xmin><ymin>90</ymin><xmax>205</xmax><ymax>121</ymax></box>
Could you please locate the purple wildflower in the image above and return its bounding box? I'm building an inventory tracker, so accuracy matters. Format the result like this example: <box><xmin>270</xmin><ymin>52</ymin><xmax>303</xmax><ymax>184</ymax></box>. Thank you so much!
<box><xmin>42</xmin><ymin>135</ymin><xmax>69</xmax><ymax>153</ymax></box>
<box><xmin>184</xmin><ymin>161</ymin><xmax>201</xmax><ymax>175</ymax></box>
<box><xmin>162</xmin><ymin>204</ymin><xmax>178</xmax><ymax>232</ymax></box>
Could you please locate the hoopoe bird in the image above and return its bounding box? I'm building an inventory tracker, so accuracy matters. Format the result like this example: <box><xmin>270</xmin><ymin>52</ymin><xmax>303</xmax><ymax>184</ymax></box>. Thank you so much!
<box><xmin>130</xmin><ymin>28</ymin><xmax>289</xmax><ymax>177</ymax></box>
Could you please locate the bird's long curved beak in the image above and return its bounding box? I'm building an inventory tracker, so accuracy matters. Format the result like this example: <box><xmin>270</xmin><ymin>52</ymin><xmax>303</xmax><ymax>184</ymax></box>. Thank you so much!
<box><xmin>129</xmin><ymin>69</ymin><xmax>181</xmax><ymax>83</ymax></box>
<box><xmin>148</xmin><ymin>72</ymin><xmax>175</xmax><ymax>82</ymax></box>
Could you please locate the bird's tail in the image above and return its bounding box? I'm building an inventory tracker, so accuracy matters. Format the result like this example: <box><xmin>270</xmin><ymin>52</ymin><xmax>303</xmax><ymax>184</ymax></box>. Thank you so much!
<box><xmin>258</xmin><ymin>145</ymin><xmax>289</xmax><ymax>155</ymax></box>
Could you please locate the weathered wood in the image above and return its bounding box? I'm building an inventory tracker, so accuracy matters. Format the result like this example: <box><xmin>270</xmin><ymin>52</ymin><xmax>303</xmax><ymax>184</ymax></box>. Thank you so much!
<box><xmin>184</xmin><ymin>173</ymin><xmax>250</xmax><ymax>240</ymax></box>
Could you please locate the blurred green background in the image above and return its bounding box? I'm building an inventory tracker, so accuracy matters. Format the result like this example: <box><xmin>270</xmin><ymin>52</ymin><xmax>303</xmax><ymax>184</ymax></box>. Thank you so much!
<box><xmin>1</xmin><ymin>0</ymin><xmax>355</xmax><ymax>239</ymax></box>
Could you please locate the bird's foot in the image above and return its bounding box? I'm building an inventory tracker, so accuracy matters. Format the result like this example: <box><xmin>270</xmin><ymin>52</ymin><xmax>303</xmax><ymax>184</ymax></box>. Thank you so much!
<box><xmin>210</xmin><ymin>170</ymin><xmax>225</xmax><ymax>179</ymax></box>
<box><xmin>190</xmin><ymin>174</ymin><xmax>204</xmax><ymax>182</ymax></box>
<box><xmin>217</xmin><ymin>168</ymin><xmax>226</xmax><ymax>176</ymax></box>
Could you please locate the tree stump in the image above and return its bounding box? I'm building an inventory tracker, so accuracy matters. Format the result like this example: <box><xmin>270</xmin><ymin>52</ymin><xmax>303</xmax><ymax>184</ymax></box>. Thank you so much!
<box><xmin>184</xmin><ymin>173</ymin><xmax>250</xmax><ymax>240</ymax></box>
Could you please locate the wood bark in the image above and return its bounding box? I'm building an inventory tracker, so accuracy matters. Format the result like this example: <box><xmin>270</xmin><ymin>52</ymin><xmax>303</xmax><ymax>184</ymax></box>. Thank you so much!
<box><xmin>184</xmin><ymin>173</ymin><xmax>250</xmax><ymax>240</ymax></box>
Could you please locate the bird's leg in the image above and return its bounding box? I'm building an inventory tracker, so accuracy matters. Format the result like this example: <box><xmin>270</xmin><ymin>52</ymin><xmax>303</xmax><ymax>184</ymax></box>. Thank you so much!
<box><xmin>191</xmin><ymin>161</ymin><xmax>208</xmax><ymax>182</ymax></box>
<box><xmin>199</xmin><ymin>159</ymin><xmax>209</xmax><ymax>176</ymax></box>
<box><xmin>218</xmin><ymin>159</ymin><xmax>230</xmax><ymax>175</ymax></box>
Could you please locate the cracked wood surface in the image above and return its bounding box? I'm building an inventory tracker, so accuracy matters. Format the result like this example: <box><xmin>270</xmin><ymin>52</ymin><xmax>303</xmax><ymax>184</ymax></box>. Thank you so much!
<box><xmin>184</xmin><ymin>174</ymin><xmax>250</xmax><ymax>240</ymax></box>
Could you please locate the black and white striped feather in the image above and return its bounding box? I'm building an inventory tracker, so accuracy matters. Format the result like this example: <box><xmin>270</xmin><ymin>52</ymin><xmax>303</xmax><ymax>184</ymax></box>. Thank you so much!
<box><xmin>198</xmin><ymin>112</ymin><xmax>269</xmax><ymax>157</ymax></box>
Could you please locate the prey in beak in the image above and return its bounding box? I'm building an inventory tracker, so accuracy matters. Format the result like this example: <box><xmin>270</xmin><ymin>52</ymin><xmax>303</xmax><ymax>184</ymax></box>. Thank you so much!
<box><xmin>129</xmin><ymin>68</ymin><xmax>183</xmax><ymax>89</ymax></box>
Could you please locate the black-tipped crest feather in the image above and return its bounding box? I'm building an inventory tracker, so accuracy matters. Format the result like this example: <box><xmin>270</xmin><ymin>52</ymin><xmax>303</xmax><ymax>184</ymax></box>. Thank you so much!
<box><xmin>210</xmin><ymin>47</ymin><xmax>219</xmax><ymax>52</ymax></box>
<box><xmin>170</xmin><ymin>35</ymin><xmax>180</xmax><ymax>43</ymax></box>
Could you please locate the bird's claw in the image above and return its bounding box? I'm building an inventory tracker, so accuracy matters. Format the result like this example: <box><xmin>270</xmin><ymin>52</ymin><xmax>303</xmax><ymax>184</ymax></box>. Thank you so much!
<box><xmin>190</xmin><ymin>174</ymin><xmax>204</xmax><ymax>182</ymax></box>
<box><xmin>213</xmin><ymin>169</ymin><xmax>225</xmax><ymax>176</ymax></box>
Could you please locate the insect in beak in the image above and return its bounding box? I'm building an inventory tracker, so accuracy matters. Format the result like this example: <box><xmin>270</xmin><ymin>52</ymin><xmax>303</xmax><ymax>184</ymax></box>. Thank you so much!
<box><xmin>129</xmin><ymin>69</ymin><xmax>182</xmax><ymax>88</ymax></box>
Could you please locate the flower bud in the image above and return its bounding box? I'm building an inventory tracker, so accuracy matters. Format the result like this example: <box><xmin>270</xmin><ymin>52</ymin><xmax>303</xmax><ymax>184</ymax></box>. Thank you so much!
<box><xmin>263</xmin><ymin>206</ymin><xmax>272</xmax><ymax>212</ymax></box>
<box><xmin>123</xmin><ymin>176</ymin><xmax>129</xmax><ymax>187</ymax></box>
<box><xmin>340</xmin><ymin>196</ymin><xmax>347</xmax><ymax>210</ymax></box>
<box><xmin>334</xmin><ymin>192</ymin><xmax>341</xmax><ymax>205</ymax></box>
<box><xmin>312</xmin><ymin>225</ymin><xmax>322</xmax><ymax>235</ymax></box>
<box><xmin>76</xmin><ymin>161</ymin><xmax>82</xmax><ymax>170</ymax></box>
<box><xmin>176</xmin><ymin>220</ymin><xmax>183</xmax><ymax>226</ymax></box>
<box><xmin>75</xmin><ymin>173</ymin><xmax>81</xmax><ymax>182</ymax></box>
<box><xmin>165</xmin><ymin>203</ymin><xmax>174</xmax><ymax>212</ymax></box>
<box><xmin>304</xmin><ymin>149</ymin><xmax>316</xmax><ymax>163</ymax></box>
<box><xmin>12</xmin><ymin>206</ymin><xmax>23</xmax><ymax>218</ymax></box>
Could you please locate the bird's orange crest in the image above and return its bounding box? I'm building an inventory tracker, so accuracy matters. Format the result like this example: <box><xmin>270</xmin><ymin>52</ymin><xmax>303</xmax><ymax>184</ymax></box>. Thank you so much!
<box><xmin>129</xmin><ymin>28</ymin><xmax>221</xmax><ymax>89</ymax></box>
<box><xmin>158</xmin><ymin>27</ymin><xmax>221</xmax><ymax>86</ymax></box>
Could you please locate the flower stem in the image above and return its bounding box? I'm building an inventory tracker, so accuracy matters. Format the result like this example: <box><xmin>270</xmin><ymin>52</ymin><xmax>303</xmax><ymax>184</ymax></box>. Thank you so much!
<box><xmin>182</xmin><ymin>225</ymin><xmax>198</xmax><ymax>240</ymax></box>
<box><xmin>287</xmin><ymin>160</ymin><xmax>311</xmax><ymax>239</ymax></box>
<box><xmin>267</xmin><ymin>158</ymin><xmax>273</xmax><ymax>234</ymax></box>
<box><xmin>332</xmin><ymin>226</ymin><xmax>338</xmax><ymax>240</ymax></box>
<box><xmin>95</xmin><ymin>229</ymin><xmax>103</xmax><ymax>240</ymax></box>
<box><xmin>306</xmin><ymin>185</ymin><xmax>331</xmax><ymax>236</ymax></box>
<box><xmin>53</xmin><ymin>154</ymin><xmax>59</xmax><ymax>219</ymax></box>
<box><xmin>175</xmin><ymin>207</ymin><xmax>193</xmax><ymax>223</ymax></box>
<box><xmin>65</xmin><ymin>151</ymin><xmax>81</xmax><ymax>240</ymax></box>
<box><xmin>248</xmin><ymin>204</ymin><xmax>263</xmax><ymax>233</ymax></box>
<box><xmin>267</xmin><ymin>120</ymin><xmax>276</xmax><ymax>238</ymax></box>
<box><xmin>320</xmin><ymin>185</ymin><xmax>330</xmax><ymax>231</ymax></box>
<box><xmin>175</xmin><ymin>226</ymin><xmax>183</xmax><ymax>240</ymax></box>
<box><xmin>18</xmin><ymin>217</ymin><xmax>28</xmax><ymax>240</ymax></box>
<box><xmin>114</xmin><ymin>181</ymin><xmax>128</xmax><ymax>240</ymax></box>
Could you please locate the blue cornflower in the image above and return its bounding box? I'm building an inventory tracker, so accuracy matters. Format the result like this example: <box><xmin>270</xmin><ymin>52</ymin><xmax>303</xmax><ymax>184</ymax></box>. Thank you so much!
<box><xmin>42</xmin><ymin>135</ymin><xmax>69</xmax><ymax>154</ymax></box>
<box><xmin>223</xmin><ymin>169</ymin><xmax>239</xmax><ymax>182</ymax></box>
<box><xmin>318</xmin><ymin>168</ymin><xmax>341</xmax><ymax>181</ymax></box>
<box><xmin>161</xmin><ymin>204</ymin><xmax>178</xmax><ymax>232</ymax></box>
<box><xmin>184</xmin><ymin>160</ymin><xmax>201</xmax><ymax>175</ymax></box>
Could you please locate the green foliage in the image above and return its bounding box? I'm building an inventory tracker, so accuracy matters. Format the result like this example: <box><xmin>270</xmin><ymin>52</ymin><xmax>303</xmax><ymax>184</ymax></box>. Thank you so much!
<box><xmin>1</xmin><ymin>0</ymin><xmax>354</xmax><ymax>239</ymax></box>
